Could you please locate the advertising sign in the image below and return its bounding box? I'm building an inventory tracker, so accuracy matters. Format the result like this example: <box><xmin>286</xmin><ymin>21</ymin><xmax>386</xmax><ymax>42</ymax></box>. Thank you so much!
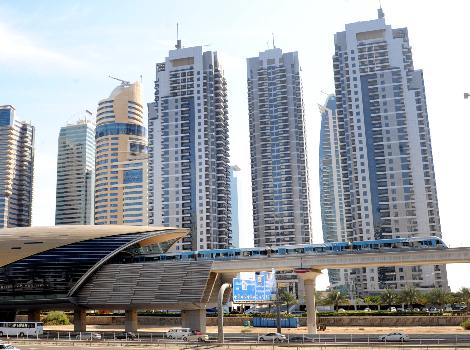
<box><xmin>232</xmin><ymin>271</ymin><xmax>277</xmax><ymax>303</ymax></box>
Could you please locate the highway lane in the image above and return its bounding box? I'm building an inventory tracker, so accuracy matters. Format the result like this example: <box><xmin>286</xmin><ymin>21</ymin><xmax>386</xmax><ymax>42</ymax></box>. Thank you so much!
<box><xmin>4</xmin><ymin>331</ymin><xmax>470</xmax><ymax>348</ymax></box>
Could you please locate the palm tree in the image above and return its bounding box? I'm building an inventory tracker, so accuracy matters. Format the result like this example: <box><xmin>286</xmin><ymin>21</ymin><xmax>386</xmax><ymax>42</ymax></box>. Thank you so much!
<box><xmin>381</xmin><ymin>288</ymin><xmax>398</xmax><ymax>308</ymax></box>
<box><xmin>278</xmin><ymin>290</ymin><xmax>297</xmax><ymax>312</ymax></box>
<box><xmin>399</xmin><ymin>286</ymin><xmax>420</xmax><ymax>309</ymax></box>
<box><xmin>322</xmin><ymin>290</ymin><xmax>349</xmax><ymax>311</ymax></box>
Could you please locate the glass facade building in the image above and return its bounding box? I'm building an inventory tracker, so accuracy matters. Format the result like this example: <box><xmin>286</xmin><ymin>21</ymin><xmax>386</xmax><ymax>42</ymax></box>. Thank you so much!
<box><xmin>149</xmin><ymin>45</ymin><xmax>231</xmax><ymax>251</ymax></box>
<box><xmin>94</xmin><ymin>81</ymin><xmax>148</xmax><ymax>225</ymax></box>
<box><xmin>319</xmin><ymin>95</ymin><xmax>347</xmax><ymax>288</ymax></box>
<box><xmin>331</xmin><ymin>9</ymin><xmax>448</xmax><ymax>292</ymax></box>
<box><xmin>55</xmin><ymin>119</ymin><xmax>95</xmax><ymax>225</ymax></box>
<box><xmin>0</xmin><ymin>105</ymin><xmax>34</xmax><ymax>228</ymax></box>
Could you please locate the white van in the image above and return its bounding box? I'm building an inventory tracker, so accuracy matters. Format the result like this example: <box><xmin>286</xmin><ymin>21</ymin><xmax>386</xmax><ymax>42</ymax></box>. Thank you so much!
<box><xmin>166</xmin><ymin>328</ymin><xmax>192</xmax><ymax>339</ymax></box>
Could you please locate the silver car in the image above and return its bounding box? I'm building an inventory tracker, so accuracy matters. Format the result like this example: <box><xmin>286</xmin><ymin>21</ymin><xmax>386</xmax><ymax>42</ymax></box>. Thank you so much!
<box><xmin>259</xmin><ymin>333</ymin><xmax>286</xmax><ymax>342</ymax></box>
<box><xmin>378</xmin><ymin>332</ymin><xmax>409</xmax><ymax>342</ymax></box>
<box><xmin>76</xmin><ymin>332</ymin><xmax>102</xmax><ymax>341</ymax></box>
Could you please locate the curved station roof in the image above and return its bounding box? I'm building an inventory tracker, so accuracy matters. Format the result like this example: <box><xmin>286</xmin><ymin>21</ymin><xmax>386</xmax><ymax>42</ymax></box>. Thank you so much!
<box><xmin>0</xmin><ymin>225</ymin><xmax>188</xmax><ymax>268</ymax></box>
<box><xmin>0</xmin><ymin>225</ymin><xmax>189</xmax><ymax>309</ymax></box>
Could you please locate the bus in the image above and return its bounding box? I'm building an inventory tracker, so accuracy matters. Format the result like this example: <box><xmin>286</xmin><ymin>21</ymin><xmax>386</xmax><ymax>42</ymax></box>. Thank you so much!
<box><xmin>0</xmin><ymin>322</ymin><xmax>43</xmax><ymax>337</ymax></box>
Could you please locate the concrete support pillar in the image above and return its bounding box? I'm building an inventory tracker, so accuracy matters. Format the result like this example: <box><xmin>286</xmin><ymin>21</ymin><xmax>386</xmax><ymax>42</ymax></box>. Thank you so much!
<box><xmin>73</xmin><ymin>309</ymin><xmax>87</xmax><ymax>332</ymax></box>
<box><xmin>297</xmin><ymin>269</ymin><xmax>322</xmax><ymax>335</ymax></box>
<box><xmin>181</xmin><ymin>309</ymin><xmax>206</xmax><ymax>333</ymax></box>
<box><xmin>125</xmin><ymin>309</ymin><xmax>138</xmax><ymax>333</ymax></box>
<box><xmin>218</xmin><ymin>283</ymin><xmax>231</xmax><ymax>343</ymax></box>
<box><xmin>28</xmin><ymin>310</ymin><xmax>41</xmax><ymax>322</ymax></box>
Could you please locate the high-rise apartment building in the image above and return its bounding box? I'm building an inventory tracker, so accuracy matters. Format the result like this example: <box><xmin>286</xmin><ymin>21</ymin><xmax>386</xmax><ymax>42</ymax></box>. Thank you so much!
<box><xmin>230</xmin><ymin>165</ymin><xmax>241</xmax><ymax>248</ymax></box>
<box><xmin>55</xmin><ymin>118</ymin><xmax>95</xmax><ymax>225</ymax></box>
<box><xmin>247</xmin><ymin>48</ymin><xmax>312</xmax><ymax>248</ymax></box>
<box><xmin>330</xmin><ymin>9</ymin><xmax>448</xmax><ymax>292</ymax></box>
<box><xmin>149</xmin><ymin>44</ymin><xmax>231</xmax><ymax>251</ymax></box>
<box><xmin>94</xmin><ymin>81</ymin><xmax>148</xmax><ymax>226</ymax></box>
<box><xmin>0</xmin><ymin>105</ymin><xmax>34</xmax><ymax>228</ymax></box>
<box><xmin>319</xmin><ymin>95</ymin><xmax>347</xmax><ymax>287</ymax></box>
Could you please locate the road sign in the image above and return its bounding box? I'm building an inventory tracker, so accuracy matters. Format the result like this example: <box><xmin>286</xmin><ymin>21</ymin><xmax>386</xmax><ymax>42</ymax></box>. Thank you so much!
<box><xmin>232</xmin><ymin>272</ymin><xmax>277</xmax><ymax>303</ymax></box>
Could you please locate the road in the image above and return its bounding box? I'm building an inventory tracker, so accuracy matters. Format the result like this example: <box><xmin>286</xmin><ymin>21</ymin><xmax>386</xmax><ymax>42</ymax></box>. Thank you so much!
<box><xmin>4</xmin><ymin>332</ymin><xmax>470</xmax><ymax>349</ymax></box>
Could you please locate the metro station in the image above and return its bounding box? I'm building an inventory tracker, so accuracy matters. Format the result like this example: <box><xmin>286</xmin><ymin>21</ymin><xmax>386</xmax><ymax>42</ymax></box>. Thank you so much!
<box><xmin>1</xmin><ymin>225</ymin><xmax>470</xmax><ymax>336</ymax></box>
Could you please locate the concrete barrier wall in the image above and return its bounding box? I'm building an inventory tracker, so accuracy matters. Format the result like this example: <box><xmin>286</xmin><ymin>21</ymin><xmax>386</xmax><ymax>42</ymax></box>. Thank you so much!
<box><xmin>316</xmin><ymin>316</ymin><xmax>470</xmax><ymax>327</ymax></box>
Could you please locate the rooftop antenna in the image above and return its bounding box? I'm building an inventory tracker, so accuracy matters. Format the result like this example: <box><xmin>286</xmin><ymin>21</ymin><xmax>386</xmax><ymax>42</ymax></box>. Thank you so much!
<box><xmin>84</xmin><ymin>109</ymin><xmax>93</xmax><ymax>123</ymax></box>
<box><xmin>377</xmin><ymin>0</ymin><xmax>385</xmax><ymax>18</ymax></box>
<box><xmin>108</xmin><ymin>75</ymin><xmax>130</xmax><ymax>86</ymax></box>
<box><xmin>272</xmin><ymin>33</ymin><xmax>276</xmax><ymax>49</ymax></box>
<box><xmin>175</xmin><ymin>22</ymin><xmax>182</xmax><ymax>49</ymax></box>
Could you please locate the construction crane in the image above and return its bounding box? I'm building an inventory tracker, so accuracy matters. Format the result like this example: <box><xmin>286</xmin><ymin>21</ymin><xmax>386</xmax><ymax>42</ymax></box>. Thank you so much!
<box><xmin>108</xmin><ymin>75</ymin><xmax>130</xmax><ymax>86</ymax></box>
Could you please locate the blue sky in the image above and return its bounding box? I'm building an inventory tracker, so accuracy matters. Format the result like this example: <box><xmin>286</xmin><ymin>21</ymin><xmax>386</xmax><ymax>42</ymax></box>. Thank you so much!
<box><xmin>1</xmin><ymin>0</ymin><xmax>470</xmax><ymax>291</ymax></box>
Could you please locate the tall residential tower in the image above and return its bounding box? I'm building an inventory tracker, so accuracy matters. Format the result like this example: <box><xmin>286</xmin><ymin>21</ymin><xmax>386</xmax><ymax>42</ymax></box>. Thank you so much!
<box><xmin>94</xmin><ymin>81</ymin><xmax>148</xmax><ymax>226</ymax></box>
<box><xmin>247</xmin><ymin>48</ymin><xmax>312</xmax><ymax>248</ymax></box>
<box><xmin>330</xmin><ymin>9</ymin><xmax>447</xmax><ymax>292</ymax></box>
<box><xmin>0</xmin><ymin>105</ymin><xmax>34</xmax><ymax>228</ymax></box>
<box><xmin>149</xmin><ymin>45</ymin><xmax>231</xmax><ymax>251</ymax></box>
<box><xmin>319</xmin><ymin>95</ymin><xmax>347</xmax><ymax>288</ymax></box>
<box><xmin>230</xmin><ymin>165</ymin><xmax>241</xmax><ymax>248</ymax></box>
<box><xmin>55</xmin><ymin>118</ymin><xmax>95</xmax><ymax>225</ymax></box>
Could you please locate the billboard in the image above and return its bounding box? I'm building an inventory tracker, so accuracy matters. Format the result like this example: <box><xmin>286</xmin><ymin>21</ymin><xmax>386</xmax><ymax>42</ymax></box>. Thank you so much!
<box><xmin>232</xmin><ymin>271</ymin><xmax>277</xmax><ymax>303</ymax></box>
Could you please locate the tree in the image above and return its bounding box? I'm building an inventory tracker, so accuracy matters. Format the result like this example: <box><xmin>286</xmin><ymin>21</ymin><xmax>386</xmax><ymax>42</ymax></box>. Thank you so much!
<box><xmin>458</xmin><ymin>287</ymin><xmax>470</xmax><ymax>308</ymax></box>
<box><xmin>321</xmin><ymin>290</ymin><xmax>349</xmax><ymax>311</ymax></box>
<box><xmin>399</xmin><ymin>287</ymin><xmax>420</xmax><ymax>309</ymax></box>
<box><xmin>425</xmin><ymin>288</ymin><xmax>450</xmax><ymax>308</ymax></box>
<box><xmin>277</xmin><ymin>290</ymin><xmax>297</xmax><ymax>312</ymax></box>
<box><xmin>380</xmin><ymin>288</ymin><xmax>398</xmax><ymax>307</ymax></box>
<box><xmin>44</xmin><ymin>311</ymin><xmax>70</xmax><ymax>325</ymax></box>
<box><xmin>364</xmin><ymin>295</ymin><xmax>381</xmax><ymax>309</ymax></box>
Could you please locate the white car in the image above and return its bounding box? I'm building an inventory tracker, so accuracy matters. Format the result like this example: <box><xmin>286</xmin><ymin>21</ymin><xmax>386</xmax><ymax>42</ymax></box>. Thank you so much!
<box><xmin>259</xmin><ymin>333</ymin><xmax>286</xmax><ymax>342</ymax></box>
<box><xmin>76</xmin><ymin>332</ymin><xmax>102</xmax><ymax>341</ymax></box>
<box><xmin>183</xmin><ymin>330</ymin><xmax>209</xmax><ymax>342</ymax></box>
<box><xmin>378</xmin><ymin>332</ymin><xmax>409</xmax><ymax>342</ymax></box>
<box><xmin>0</xmin><ymin>344</ymin><xmax>20</xmax><ymax>350</ymax></box>
<box><xmin>166</xmin><ymin>328</ymin><xmax>192</xmax><ymax>340</ymax></box>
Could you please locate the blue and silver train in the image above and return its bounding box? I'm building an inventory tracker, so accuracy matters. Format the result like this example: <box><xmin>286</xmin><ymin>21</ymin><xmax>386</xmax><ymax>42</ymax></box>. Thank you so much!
<box><xmin>142</xmin><ymin>236</ymin><xmax>446</xmax><ymax>262</ymax></box>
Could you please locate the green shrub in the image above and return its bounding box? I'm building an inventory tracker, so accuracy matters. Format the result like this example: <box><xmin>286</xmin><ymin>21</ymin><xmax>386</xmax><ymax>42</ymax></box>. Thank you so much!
<box><xmin>44</xmin><ymin>311</ymin><xmax>70</xmax><ymax>325</ymax></box>
<box><xmin>461</xmin><ymin>320</ymin><xmax>470</xmax><ymax>330</ymax></box>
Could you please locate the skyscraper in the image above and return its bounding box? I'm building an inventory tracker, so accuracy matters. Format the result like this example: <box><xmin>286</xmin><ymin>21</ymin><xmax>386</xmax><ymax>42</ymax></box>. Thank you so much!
<box><xmin>330</xmin><ymin>9</ymin><xmax>448</xmax><ymax>292</ymax></box>
<box><xmin>94</xmin><ymin>80</ymin><xmax>148</xmax><ymax>226</ymax></box>
<box><xmin>55</xmin><ymin>118</ymin><xmax>95</xmax><ymax>225</ymax></box>
<box><xmin>319</xmin><ymin>95</ymin><xmax>347</xmax><ymax>288</ymax></box>
<box><xmin>0</xmin><ymin>105</ymin><xmax>34</xmax><ymax>228</ymax></box>
<box><xmin>230</xmin><ymin>165</ymin><xmax>241</xmax><ymax>248</ymax></box>
<box><xmin>149</xmin><ymin>44</ymin><xmax>231</xmax><ymax>251</ymax></box>
<box><xmin>247</xmin><ymin>48</ymin><xmax>312</xmax><ymax>248</ymax></box>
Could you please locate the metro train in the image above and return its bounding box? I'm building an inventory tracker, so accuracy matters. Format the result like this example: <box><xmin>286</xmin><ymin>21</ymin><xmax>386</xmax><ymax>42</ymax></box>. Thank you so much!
<box><xmin>144</xmin><ymin>236</ymin><xmax>447</xmax><ymax>263</ymax></box>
